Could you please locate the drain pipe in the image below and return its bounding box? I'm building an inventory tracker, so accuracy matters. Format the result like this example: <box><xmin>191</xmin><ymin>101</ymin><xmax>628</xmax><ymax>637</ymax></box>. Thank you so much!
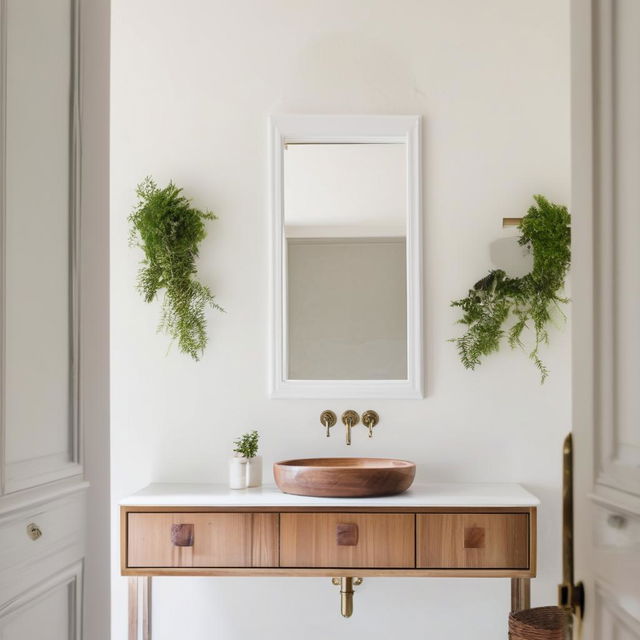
<box><xmin>332</xmin><ymin>577</ymin><xmax>363</xmax><ymax>617</ymax></box>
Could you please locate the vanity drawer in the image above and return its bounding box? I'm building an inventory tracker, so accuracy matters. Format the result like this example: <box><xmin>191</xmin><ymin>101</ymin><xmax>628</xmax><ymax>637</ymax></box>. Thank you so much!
<box><xmin>416</xmin><ymin>513</ymin><xmax>529</xmax><ymax>569</ymax></box>
<box><xmin>127</xmin><ymin>512</ymin><xmax>279</xmax><ymax>568</ymax></box>
<box><xmin>279</xmin><ymin>513</ymin><xmax>415</xmax><ymax>568</ymax></box>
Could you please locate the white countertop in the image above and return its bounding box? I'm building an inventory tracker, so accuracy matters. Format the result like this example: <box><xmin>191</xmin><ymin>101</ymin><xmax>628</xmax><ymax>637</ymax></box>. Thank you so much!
<box><xmin>120</xmin><ymin>482</ymin><xmax>539</xmax><ymax>508</ymax></box>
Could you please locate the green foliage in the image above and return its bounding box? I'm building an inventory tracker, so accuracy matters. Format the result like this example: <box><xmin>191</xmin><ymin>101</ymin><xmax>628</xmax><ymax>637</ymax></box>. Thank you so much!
<box><xmin>233</xmin><ymin>430</ymin><xmax>259</xmax><ymax>459</ymax></box>
<box><xmin>450</xmin><ymin>195</ymin><xmax>571</xmax><ymax>383</ymax></box>
<box><xmin>129</xmin><ymin>177</ymin><xmax>222</xmax><ymax>361</ymax></box>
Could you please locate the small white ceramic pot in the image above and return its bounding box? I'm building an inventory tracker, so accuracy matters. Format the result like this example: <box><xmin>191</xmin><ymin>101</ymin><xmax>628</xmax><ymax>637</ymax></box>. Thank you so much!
<box><xmin>229</xmin><ymin>456</ymin><xmax>248</xmax><ymax>489</ymax></box>
<box><xmin>245</xmin><ymin>455</ymin><xmax>262</xmax><ymax>488</ymax></box>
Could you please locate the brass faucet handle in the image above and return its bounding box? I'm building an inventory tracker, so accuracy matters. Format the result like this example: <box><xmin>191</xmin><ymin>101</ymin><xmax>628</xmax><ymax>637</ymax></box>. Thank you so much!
<box><xmin>341</xmin><ymin>410</ymin><xmax>359</xmax><ymax>427</ymax></box>
<box><xmin>320</xmin><ymin>410</ymin><xmax>337</xmax><ymax>437</ymax></box>
<box><xmin>362</xmin><ymin>410</ymin><xmax>379</xmax><ymax>437</ymax></box>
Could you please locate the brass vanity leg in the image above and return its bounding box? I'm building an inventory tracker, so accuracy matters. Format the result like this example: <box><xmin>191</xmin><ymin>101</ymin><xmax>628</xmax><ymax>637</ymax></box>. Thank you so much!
<box><xmin>128</xmin><ymin>578</ymin><xmax>138</xmax><ymax>640</ymax></box>
<box><xmin>511</xmin><ymin>577</ymin><xmax>531</xmax><ymax>612</ymax></box>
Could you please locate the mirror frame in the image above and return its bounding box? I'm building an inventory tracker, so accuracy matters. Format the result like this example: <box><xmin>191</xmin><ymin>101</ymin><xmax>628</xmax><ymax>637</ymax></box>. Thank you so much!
<box><xmin>269</xmin><ymin>114</ymin><xmax>423</xmax><ymax>398</ymax></box>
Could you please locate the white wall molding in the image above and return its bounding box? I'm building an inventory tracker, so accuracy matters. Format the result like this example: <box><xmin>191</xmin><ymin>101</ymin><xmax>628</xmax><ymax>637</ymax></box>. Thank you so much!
<box><xmin>595</xmin><ymin>581</ymin><xmax>640</xmax><ymax>639</ymax></box>
<box><xmin>0</xmin><ymin>0</ymin><xmax>7</xmax><ymax>497</ymax></box>
<box><xmin>0</xmin><ymin>478</ymin><xmax>87</xmax><ymax>522</ymax></box>
<box><xmin>0</xmin><ymin>561</ymin><xmax>83</xmax><ymax>639</ymax></box>
<box><xmin>0</xmin><ymin>0</ymin><xmax>83</xmax><ymax>496</ymax></box>
<box><xmin>592</xmin><ymin>0</ymin><xmax>640</xmax><ymax>506</ymax></box>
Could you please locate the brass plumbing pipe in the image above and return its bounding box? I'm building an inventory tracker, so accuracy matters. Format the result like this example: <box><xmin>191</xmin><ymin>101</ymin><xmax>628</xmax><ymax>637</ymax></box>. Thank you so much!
<box><xmin>332</xmin><ymin>577</ymin><xmax>362</xmax><ymax>617</ymax></box>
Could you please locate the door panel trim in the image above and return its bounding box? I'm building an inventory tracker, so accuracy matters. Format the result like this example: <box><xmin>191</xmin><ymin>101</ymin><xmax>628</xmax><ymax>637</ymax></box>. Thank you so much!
<box><xmin>0</xmin><ymin>560</ymin><xmax>83</xmax><ymax>639</ymax></box>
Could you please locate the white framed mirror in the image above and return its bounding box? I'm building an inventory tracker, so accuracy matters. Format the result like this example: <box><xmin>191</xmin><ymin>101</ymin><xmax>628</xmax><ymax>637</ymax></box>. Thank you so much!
<box><xmin>269</xmin><ymin>115</ymin><xmax>423</xmax><ymax>398</ymax></box>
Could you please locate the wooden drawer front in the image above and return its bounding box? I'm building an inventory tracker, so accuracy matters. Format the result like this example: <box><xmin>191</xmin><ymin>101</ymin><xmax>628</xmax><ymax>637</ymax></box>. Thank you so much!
<box><xmin>127</xmin><ymin>513</ymin><xmax>278</xmax><ymax>568</ymax></box>
<box><xmin>279</xmin><ymin>513</ymin><xmax>415</xmax><ymax>568</ymax></box>
<box><xmin>417</xmin><ymin>513</ymin><xmax>529</xmax><ymax>569</ymax></box>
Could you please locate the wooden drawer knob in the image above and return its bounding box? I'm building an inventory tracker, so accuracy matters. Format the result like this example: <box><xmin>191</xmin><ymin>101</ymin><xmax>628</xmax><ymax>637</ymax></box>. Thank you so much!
<box><xmin>171</xmin><ymin>523</ymin><xmax>194</xmax><ymax>547</ymax></box>
<box><xmin>464</xmin><ymin>526</ymin><xmax>485</xmax><ymax>549</ymax></box>
<box><xmin>336</xmin><ymin>523</ymin><xmax>359</xmax><ymax>546</ymax></box>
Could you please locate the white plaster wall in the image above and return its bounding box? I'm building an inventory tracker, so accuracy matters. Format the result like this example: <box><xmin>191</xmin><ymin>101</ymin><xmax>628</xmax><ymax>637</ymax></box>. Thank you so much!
<box><xmin>110</xmin><ymin>1</ymin><xmax>570</xmax><ymax>638</ymax></box>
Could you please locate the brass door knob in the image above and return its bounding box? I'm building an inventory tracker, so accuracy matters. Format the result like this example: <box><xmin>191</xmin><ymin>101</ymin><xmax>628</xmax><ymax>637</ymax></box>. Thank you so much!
<box><xmin>607</xmin><ymin>514</ymin><xmax>626</xmax><ymax>529</ymax></box>
<box><xmin>27</xmin><ymin>523</ymin><xmax>42</xmax><ymax>540</ymax></box>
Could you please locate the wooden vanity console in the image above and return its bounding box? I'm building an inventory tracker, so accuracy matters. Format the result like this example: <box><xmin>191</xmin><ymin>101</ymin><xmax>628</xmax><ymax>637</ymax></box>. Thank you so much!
<box><xmin>121</xmin><ymin>482</ymin><xmax>538</xmax><ymax>638</ymax></box>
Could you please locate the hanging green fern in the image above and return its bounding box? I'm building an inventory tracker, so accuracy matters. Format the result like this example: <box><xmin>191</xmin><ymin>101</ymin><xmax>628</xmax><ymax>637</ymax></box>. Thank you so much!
<box><xmin>450</xmin><ymin>195</ymin><xmax>570</xmax><ymax>383</ymax></box>
<box><xmin>129</xmin><ymin>177</ymin><xmax>223</xmax><ymax>361</ymax></box>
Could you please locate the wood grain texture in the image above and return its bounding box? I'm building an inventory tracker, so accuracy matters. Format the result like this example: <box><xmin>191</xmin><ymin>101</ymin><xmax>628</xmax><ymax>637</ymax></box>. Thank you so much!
<box><xmin>529</xmin><ymin>507</ymin><xmax>537</xmax><ymax>577</ymax></box>
<box><xmin>120</xmin><ymin>506</ymin><xmax>537</xmax><ymax>577</ymax></box>
<box><xmin>273</xmin><ymin>458</ymin><xmax>415</xmax><ymax>498</ymax></box>
<box><xmin>511</xmin><ymin>577</ymin><xmax>531</xmax><ymax>612</ymax></box>
<box><xmin>122</xmin><ymin>505</ymin><xmax>533</xmax><ymax>514</ymax></box>
<box><xmin>142</xmin><ymin>576</ymin><xmax>151</xmax><ymax>640</ymax></box>
<box><xmin>279</xmin><ymin>513</ymin><xmax>415</xmax><ymax>568</ymax></box>
<box><xmin>251</xmin><ymin>513</ymin><xmax>279</xmax><ymax>567</ymax></box>
<box><xmin>122</xmin><ymin>567</ymin><xmax>534</xmax><ymax>578</ymax></box>
<box><xmin>417</xmin><ymin>513</ymin><xmax>529</xmax><ymax>569</ymax></box>
<box><xmin>128</xmin><ymin>513</ymin><xmax>253</xmax><ymax>567</ymax></box>
<box><xmin>128</xmin><ymin>577</ymin><xmax>138</xmax><ymax>640</ymax></box>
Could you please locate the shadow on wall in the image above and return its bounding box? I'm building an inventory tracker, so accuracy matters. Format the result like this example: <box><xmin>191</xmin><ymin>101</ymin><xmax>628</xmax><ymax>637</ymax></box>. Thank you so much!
<box><xmin>490</xmin><ymin>236</ymin><xmax>534</xmax><ymax>278</ymax></box>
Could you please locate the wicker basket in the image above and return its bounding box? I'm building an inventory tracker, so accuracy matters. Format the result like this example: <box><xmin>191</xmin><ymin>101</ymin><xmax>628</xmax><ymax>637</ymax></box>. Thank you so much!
<box><xmin>509</xmin><ymin>607</ymin><xmax>568</xmax><ymax>640</ymax></box>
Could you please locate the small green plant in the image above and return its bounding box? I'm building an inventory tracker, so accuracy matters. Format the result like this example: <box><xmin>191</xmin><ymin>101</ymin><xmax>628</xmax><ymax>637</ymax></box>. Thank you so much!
<box><xmin>450</xmin><ymin>195</ymin><xmax>571</xmax><ymax>383</ymax></box>
<box><xmin>233</xmin><ymin>430</ymin><xmax>259</xmax><ymax>459</ymax></box>
<box><xmin>129</xmin><ymin>177</ymin><xmax>222</xmax><ymax>361</ymax></box>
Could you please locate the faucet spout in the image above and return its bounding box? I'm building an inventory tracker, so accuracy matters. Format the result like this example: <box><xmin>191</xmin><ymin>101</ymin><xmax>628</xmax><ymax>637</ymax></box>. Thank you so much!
<box><xmin>341</xmin><ymin>411</ymin><xmax>359</xmax><ymax>446</ymax></box>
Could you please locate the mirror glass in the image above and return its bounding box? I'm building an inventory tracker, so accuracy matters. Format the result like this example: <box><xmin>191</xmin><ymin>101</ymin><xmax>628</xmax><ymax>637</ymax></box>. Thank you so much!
<box><xmin>284</xmin><ymin>142</ymin><xmax>407</xmax><ymax>380</ymax></box>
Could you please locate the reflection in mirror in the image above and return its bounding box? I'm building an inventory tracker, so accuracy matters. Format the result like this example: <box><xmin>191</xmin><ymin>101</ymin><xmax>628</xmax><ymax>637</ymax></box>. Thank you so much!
<box><xmin>284</xmin><ymin>143</ymin><xmax>407</xmax><ymax>380</ymax></box>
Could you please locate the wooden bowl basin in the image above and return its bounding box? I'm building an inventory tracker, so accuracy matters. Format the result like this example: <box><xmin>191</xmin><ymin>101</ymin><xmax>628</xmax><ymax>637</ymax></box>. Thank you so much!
<box><xmin>273</xmin><ymin>457</ymin><xmax>416</xmax><ymax>498</ymax></box>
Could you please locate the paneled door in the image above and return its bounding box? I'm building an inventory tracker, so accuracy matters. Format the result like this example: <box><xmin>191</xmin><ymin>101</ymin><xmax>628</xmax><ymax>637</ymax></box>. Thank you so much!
<box><xmin>0</xmin><ymin>0</ymin><xmax>110</xmax><ymax>638</ymax></box>
<box><xmin>571</xmin><ymin>0</ymin><xmax>640</xmax><ymax>638</ymax></box>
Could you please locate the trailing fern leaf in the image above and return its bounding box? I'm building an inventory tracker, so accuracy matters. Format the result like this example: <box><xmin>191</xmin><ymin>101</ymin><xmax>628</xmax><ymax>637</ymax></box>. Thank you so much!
<box><xmin>129</xmin><ymin>177</ymin><xmax>223</xmax><ymax>361</ymax></box>
<box><xmin>450</xmin><ymin>195</ymin><xmax>570</xmax><ymax>382</ymax></box>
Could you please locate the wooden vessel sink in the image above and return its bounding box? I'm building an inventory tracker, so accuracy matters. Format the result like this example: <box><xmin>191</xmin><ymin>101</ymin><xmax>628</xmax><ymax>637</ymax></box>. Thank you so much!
<box><xmin>273</xmin><ymin>457</ymin><xmax>416</xmax><ymax>498</ymax></box>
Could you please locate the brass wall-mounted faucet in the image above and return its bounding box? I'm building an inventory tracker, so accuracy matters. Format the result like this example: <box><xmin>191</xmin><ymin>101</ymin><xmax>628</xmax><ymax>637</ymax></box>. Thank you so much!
<box><xmin>320</xmin><ymin>410</ymin><xmax>337</xmax><ymax>437</ymax></box>
<box><xmin>320</xmin><ymin>410</ymin><xmax>379</xmax><ymax>444</ymax></box>
<box><xmin>341</xmin><ymin>410</ymin><xmax>359</xmax><ymax>445</ymax></box>
<box><xmin>361</xmin><ymin>410</ymin><xmax>379</xmax><ymax>437</ymax></box>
